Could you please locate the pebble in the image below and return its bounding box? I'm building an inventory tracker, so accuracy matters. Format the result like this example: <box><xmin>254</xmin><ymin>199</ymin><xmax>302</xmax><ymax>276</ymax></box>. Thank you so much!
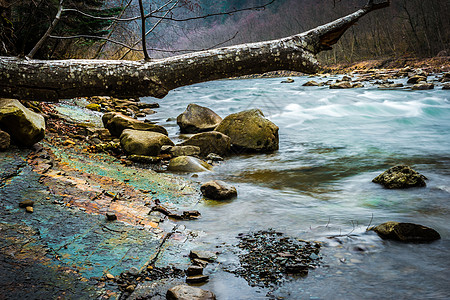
<box><xmin>106</xmin><ymin>212</ymin><xmax>117</xmax><ymax>221</ymax></box>
<box><xmin>19</xmin><ymin>200</ymin><xmax>34</xmax><ymax>208</ymax></box>
<box><xmin>106</xmin><ymin>273</ymin><xmax>115</xmax><ymax>280</ymax></box>
<box><xmin>26</xmin><ymin>206</ymin><xmax>34</xmax><ymax>213</ymax></box>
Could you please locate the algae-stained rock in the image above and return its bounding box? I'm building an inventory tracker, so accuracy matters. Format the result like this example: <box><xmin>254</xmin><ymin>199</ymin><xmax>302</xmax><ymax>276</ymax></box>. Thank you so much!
<box><xmin>0</xmin><ymin>99</ymin><xmax>45</xmax><ymax>147</ymax></box>
<box><xmin>371</xmin><ymin>222</ymin><xmax>440</xmax><ymax>242</ymax></box>
<box><xmin>102</xmin><ymin>112</ymin><xmax>167</xmax><ymax>137</ymax></box>
<box><xmin>120</xmin><ymin>129</ymin><xmax>174</xmax><ymax>156</ymax></box>
<box><xmin>169</xmin><ymin>145</ymin><xmax>201</xmax><ymax>157</ymax></box>
<box><xmin>180</xmin><ymin>131</ymin><xmax>231</xmax><ymax>157</ymax></box>
<box><xmin>201</xmin><ymin>180</ymin><xmax>237</xmax><ymax>200</ymax></box>
<box><xmin>166</xmin><ymin>285</ymin><xmax>216</xmax><ymax>300</ymax></box>
<box><xmin>86</xmin><ymin>103</ymin><xmax>101</xmax><ymax>111</ymax></box>
<box><xmin>215</xmin><ymin>109</ymin><xmax>278</xmax><ymax>153</ymax></box>
<box><xmin>372</xmin><ymin>165</ymin><xmax>427</xmax><ymax>189</ymax></box>
<box><xmin>167</xmin><ymin>156</ymin><xmax>212</xmax><ymax>172</ymax></box>
<box><xmin>189</xmin><ymin>250</ymin><xmax>217</xmax><ymax>262</ymax></box>
<box><xmin>0</xmin><ymin>129</ymin><xmax>10</xmax><ymax>151</ymax></box>
<box><xmin>177</xmin><ymin>103</ymin><xmax>222</xmax><ymax>134</ymax></box>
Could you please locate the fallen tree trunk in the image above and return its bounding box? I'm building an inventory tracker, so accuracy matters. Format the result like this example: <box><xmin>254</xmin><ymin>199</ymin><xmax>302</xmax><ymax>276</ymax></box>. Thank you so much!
<box><xmin>0</xmin><ymin>1</ymin><xmax>389</xmax><ymax>101</ymax></box>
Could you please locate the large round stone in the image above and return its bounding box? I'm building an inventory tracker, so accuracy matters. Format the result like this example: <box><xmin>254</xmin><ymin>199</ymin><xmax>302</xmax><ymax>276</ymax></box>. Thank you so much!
<box><xmin>0</xmin><ymin>99</ymin><xmax>45</xmax><ymax>147</ymax></box>
<box><xmin>177</xmin><ymin>103</ymin><xmax>222</xmax><ymax>133</ymax></box>
<box><xmin>120</xmin><ymin>129</ymin><xmax>174</xmax><ymax>156</ymax></box>
<box><xmin>180</xmin><ymin>131</ymin><xmax>230</xmax><ymax>157</ymax></box>
<box><xmin>371</xmin><ymin>222</ymin><xmax>440</xmax><ymax>242</ymax></box>
<box><xmin>215</xmin><ymin>109</ymin><xmax>278</xmax><ymax>153</ymax></box>
<box><xmin>102</xmin><ymin>112</ymin><xmax>167</xmax><ymax>137</ymax></box>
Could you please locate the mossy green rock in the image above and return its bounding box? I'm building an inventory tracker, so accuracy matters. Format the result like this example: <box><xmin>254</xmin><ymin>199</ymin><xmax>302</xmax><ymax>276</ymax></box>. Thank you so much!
<box><xmin>120</xmin><ymin>129</ymin><xmax>174</xmax><ymax>156</ymax></box>
<box><xmin>177</xmin><ymin>103</ymin><xmax>222</xmax><ymax>133</ymax></box>
<box><xmin>102</xmin><ymin>112</ymin><xmax>167</xmax><ymax>137</ymax></box>
<box><xmin>167</xmin><ymin>156</ymin><xmax>212</xmax><ymax>173</ymax></box>
<box><xmin>86</xmin><ymin>103</ymin><xmax>101</xmax><ymax>111</ymax></box>
<box><xmin>180</xmin><ymin>131</ymin><xmax>230</xmax><ymax>156</ymax></box>
<box><xmin>0</xmin><ymin>99</ymin><xmax>45</xmax><ymax>147</ymax></box>
<box><xmin>371</xmin><ymin>221</ymin><xmax>440</xmax><ymax>242</ymax></box>
<box><xmin>372</xmin><ymin>165</ymin><xmax>427</xmax><ymax>189</ymax></box>
<box><xmin>215</xmin><ymin>109</ymin><xmax>278</xmax><ymax>153</ymax></box>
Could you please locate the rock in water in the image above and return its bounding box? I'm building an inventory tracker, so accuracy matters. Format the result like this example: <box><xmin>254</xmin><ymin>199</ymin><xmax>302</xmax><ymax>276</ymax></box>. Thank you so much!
<box><xmin>201</xmin><ymin>180</ymin><xmax>237</xmax><ymax>200</ymax></box>
<box><xmin>189</xmin><ymin>250</ymin><xmax>217</xmax><ymax>262</ymax></box>
<box><xmin>177</xmin><ymin>103</ymin><xmax>222</xmax><ymax>133</ymax></box>
<box><xmin>180</xmin><ymin>131</ymin><xmax>231</xmax><ymax>157</ymax></box>
<box><xmin>372</xmin><ymin>165</ymin><xmax>427</xmax><ymax>189</ymax></box>
<box><xmin>0</xmin><ymin>99</ymin><xmax>45</xmax><ymax>147</ymax></box>
<box><xmin>411</xmin><ymin>82</ymin><xmax>434</xmax><ymax>90</ymax></box>
<box><xmin>167</xmin><ymin>156</ymin><xmax>212</xmax><ymax>172</ymax></box>
<box><xmin>102</xmin><ymin>112</ymin><xmax>167</xmax><ymax>137</ymax></box>
<box><xmin>166</xmin><ymin>285</ymin><xmax>216</xmax><ymax>300</ymax></box>
<box><xmin>407</xmin><ymin>75</ymin><xmax>427</xmax><ymax>84</ymax></box>
<box><xmin>168</xmin><ymin>145</ymin><xmax>201</xmax><ymax>157</ymax></box>
<box><xmin>0</xmin><ymin>129</ymin><xmax>10</xmax><ymax>151</ymax></box>
<box><xmin>215</xmin><ymin>109</ymin><xmax>278</xmax><ymax>153</ymax></box>
<box><xmin>370</xmin><ymin>222</ymin><xmax>440</xmax><ymax>242</ymax></box>
<box><xmin>120</xmin><ymin>129</ymin><xmax>174</xmax><ymax>156</ymax></box>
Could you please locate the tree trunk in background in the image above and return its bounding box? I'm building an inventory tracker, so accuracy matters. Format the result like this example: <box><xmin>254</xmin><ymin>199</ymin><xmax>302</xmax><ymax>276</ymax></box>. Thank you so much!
<box><xmin>0</xmin><ymin>1</ymin><xmax>389</xmax><ymax>101</ymax></box>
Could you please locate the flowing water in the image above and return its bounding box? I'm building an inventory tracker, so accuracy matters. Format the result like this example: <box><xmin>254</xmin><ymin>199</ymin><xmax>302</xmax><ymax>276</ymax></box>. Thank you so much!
<box><xmin>143</xmin><ymin>76</ymin><xmax>450</xmax><ymax>299</ymax></box>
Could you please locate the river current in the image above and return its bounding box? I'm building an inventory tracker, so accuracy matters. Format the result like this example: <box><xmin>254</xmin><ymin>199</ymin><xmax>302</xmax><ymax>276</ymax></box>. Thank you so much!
<box><xmin>143</xmin><ymin>76</ymin><xmax>450</xmax><ymax>299</ymax></box>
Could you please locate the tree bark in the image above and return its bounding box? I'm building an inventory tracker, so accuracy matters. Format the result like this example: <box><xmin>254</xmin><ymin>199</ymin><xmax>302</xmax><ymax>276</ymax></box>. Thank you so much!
<box><xmin>0</xmin><ymin>1</ymin><xmax>389</xmax><ymax>101</ymax></box>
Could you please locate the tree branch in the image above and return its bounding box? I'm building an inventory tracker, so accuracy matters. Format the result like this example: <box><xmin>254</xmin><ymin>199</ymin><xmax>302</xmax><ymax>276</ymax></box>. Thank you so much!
<box><xmin>26</xmin><ymin>0</ymin><xmax>64</xmax><ymax>59</ymax></box>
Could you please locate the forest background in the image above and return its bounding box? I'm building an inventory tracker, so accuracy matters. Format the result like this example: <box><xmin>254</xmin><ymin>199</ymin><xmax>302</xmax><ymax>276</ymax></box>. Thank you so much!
<box><xmin>1</xmin><ymin>0</ymin><xmax>449</xmax><ymax>65</ymax></box>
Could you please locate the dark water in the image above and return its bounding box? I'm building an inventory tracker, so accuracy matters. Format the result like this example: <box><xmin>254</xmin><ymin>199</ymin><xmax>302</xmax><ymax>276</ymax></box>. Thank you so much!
<box><xmin>144</xmin><ymin>76</ymin><xmax>450</xmax><ymax>299</ymax></box>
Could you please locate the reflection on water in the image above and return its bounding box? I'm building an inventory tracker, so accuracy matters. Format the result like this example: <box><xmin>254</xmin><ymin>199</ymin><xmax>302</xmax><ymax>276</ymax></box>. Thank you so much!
<box><xmin>144</xmin><ymin>76</ymin><xmax>450</xmax><ymax>299</ymax></box>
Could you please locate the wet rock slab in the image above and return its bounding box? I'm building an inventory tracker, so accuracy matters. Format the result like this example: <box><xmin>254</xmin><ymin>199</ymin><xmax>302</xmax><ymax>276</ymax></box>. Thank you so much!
<box><xmin>232</xmin><ymin>229</ymin><xmax>321</xmax><ymax>288</ymax></box>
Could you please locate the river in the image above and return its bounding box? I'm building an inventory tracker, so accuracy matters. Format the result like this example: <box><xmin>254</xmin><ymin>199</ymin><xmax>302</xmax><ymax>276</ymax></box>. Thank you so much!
<box><xmin>143</xmin><ymin>75</ymin><xmax>450</xmax><ymax>299</ymax></box>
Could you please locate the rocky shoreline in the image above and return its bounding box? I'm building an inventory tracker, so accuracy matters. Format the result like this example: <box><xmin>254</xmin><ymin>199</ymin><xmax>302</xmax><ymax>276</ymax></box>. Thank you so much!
<box><xmin>0</xmin><ymin>62</ymin><xmax>446</xmax><ymax>299</ymax></box>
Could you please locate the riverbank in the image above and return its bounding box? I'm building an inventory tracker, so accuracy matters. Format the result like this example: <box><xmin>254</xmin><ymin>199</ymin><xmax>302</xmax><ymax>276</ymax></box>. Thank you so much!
<box><xmin>1</xmin><ymin>62</ymin><xmax>449</xmax><ymax>299</ymax></box>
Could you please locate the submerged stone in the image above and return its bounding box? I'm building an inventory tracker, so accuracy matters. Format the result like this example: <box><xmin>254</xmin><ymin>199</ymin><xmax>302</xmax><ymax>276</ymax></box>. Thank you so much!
<box><xmin>370</xmin><ymin>221</ymin><xmax>440</xmax><ymax>242</ymax></box>
<box><xmin>200</xmin><ymin>180</ymin><xmax>237</xmax><ymax>200</ymax></box>
<box><xmin>372</xmin><ymin>165</ymin><xmax>427</xmax><ymax>189</ymax></box>
<box><xmin>167</xmin><ymin>156</ymin><xmax>212</xmax><ymax>173</ymax></box>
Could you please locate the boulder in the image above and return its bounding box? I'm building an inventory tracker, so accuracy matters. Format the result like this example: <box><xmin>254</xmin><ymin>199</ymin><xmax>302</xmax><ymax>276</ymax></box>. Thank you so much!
<box><xmin>370</xmin><ymin>222</ymin><xmax>440</xmax><ymax>242</ymax></box>
<box><xmin>167</xmin><ymin>156</ymin><xmax>212</xmax><ymax>172</ymax></box>
<box><xmin>102</xmin><ymin>112</ymin><xmax>167</xmax><ymax>137</ymax></box>
<box><xmin>372</xmin><ymin>165</ymin><xmax>427</xmax><ymax>189</ymax></box>
<box><xmin>180</xmin><ymin>131</ymin><xmax>231</xmax><ymax>156</ymax></box>
<box><xmin>215</xmin><ymin>109</ymin><xmax>278</xmax><ymax>153</ymax></box>
<box><xmin>0</xmin><ymin>99</ymin><xmax>45</xmax><ymax>147</ymax></box>
<box><xmin>120</xmin><ymin>129</ymin><xmax>174</xmax><ymax>156</ymax></box>
<box><xmin>411</xmin><ymin>82</ymin><xmax>434</xmax><ymax>90</ymax></box>
<box><xmin>443</xmin><ymin>83</ymin><xmax>450</xmax><ymax>90</ymax></box>
<box><xmin>0</xmin><ymin>129</ymin><xmax>10</xmax><ymax>151</ymax></box>
<box><xmin>166</xmin><ymin>285</ymin><xmax>216</xmax><ymax>300</ymax></box>
<box><xmin>177</xmin><ymin>103</ymin><xmax>222</xmax><ymax>133</ymax></box>
<box><xmin>281</xmin><ymin>78</ymin><xmax>294</xmax><ymax>83</ymax></box>
<box><xmin>200</xmin><ymin>180</ymin><xmax>237</xmax><ymax>200</ymax></box>
<box><xmin>407</xmin><ymin>75</ymin><xmax>427</xmax><ymax>84</ymax></box>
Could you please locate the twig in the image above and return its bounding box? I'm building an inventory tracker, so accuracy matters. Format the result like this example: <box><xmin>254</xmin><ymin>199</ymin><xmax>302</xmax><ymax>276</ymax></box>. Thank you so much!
<box><xmin>366</xmin><ymin>213</ymin><xmax>374</xmax><ymax>231</ymax></box>
<box><xmin>148</xmin><ymin>224</ymin><xmax>179</xmax><ymax>266</ymax></box>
